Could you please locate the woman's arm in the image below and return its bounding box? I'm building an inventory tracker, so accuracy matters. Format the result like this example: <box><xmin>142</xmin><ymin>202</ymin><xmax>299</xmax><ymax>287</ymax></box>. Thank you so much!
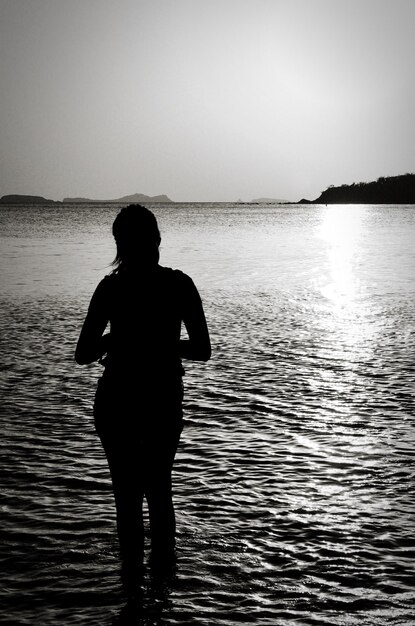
<box><xmin>75</xmin><ymin>280</ymin><xmax>110</xmax><ymax>365</ymax></box>
<box><xmin>180</xmin><ymin>276</ymin><xmax>211</xmax><ymax>362</ymax></box>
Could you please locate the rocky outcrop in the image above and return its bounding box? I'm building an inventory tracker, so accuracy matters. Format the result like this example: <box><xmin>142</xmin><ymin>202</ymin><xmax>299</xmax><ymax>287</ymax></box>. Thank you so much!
<box><xmin>301</xmin><ymin>173</ymin><xmax>415</xmax><ymax>204</ymax></box>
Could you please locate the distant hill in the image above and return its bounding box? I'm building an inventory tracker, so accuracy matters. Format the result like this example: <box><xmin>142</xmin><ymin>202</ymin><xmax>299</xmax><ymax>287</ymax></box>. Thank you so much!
<box><xmin>0</xmin><ymin>194</ymin><xmax>60</xmax><ymax>204</ymax></box>
<box><xmin>0</xmin><ymin>192</ymin><xmax>173</xmax><ymax>205</ymax></box>
<box><xmin>299</xmin><ymin>173</ymin><xmax>415</xmax><ymax>204</ymax></box>
<box><xmin>63</xmin><ymin>192</ymin><xmax>173</xmax><ymax>203</ymax></box>
<box><xmin>250</xmin><ymin>197</ymin><xmax>289</xmax><ymax>203</ymax></box>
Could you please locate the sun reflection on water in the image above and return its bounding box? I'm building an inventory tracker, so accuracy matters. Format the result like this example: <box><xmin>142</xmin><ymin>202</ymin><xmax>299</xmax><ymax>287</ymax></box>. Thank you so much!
<box><xmin>308</xmin><ymin>208</ymin><xmax>389</xmax><ymax>525</ymax></box>
<box><xmin>315</xmin><ymin>205</ymin><xmax>380</xmax><ymax>426</ymax></box>
<box><xmin>317</xmin><ymin>205</ymin><xmax>379</xmax><ymax>352</ymax></box>
<box><xmin>319</xmin><ymin>205</ymin><xmax>364</xmax><ymax>313</ymax></box>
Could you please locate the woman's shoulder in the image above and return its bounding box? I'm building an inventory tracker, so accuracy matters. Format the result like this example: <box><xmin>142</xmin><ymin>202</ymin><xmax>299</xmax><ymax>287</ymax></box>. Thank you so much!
<box><xmin>92</xmin><ymin>272</ymin><xmax>120</xmax><ymax>299</ymax></box>
<box><xmin>96</xmin><ymin>273</ymin><xmax>117</xmax><ymax>291</ymax></box>
<box><xmin>159</xmin><ymin>266</ymin><xmax>194</xmax><ymax>287</ymax></box>
<box><xmin>158</xmin><ymin>267</ymin><xmax>201</xmax><ymax>306</ymax></box>
<box><xmin>87</xmin><ymin>274</ymin><xmax>115</xmax><ymax>311</ymax></box>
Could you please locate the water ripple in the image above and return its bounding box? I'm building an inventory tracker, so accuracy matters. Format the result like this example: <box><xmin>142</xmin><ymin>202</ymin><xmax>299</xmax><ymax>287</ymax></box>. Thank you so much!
<box><xmin>1</xmin><ymin>204</ymin><xmax>415</xmax><ymax>624</ymax></box>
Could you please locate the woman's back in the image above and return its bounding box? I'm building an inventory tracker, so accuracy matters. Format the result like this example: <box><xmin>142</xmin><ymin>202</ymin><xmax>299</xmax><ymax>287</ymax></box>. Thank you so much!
<box><xmin>88</xmin><ymin>265</ymin><xmax>203</xmax><ymax>380</ymax></box>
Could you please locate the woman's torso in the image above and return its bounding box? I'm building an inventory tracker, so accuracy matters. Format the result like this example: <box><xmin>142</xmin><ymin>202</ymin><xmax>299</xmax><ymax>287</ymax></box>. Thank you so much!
<box><xmin>101</xmin><ymin>265</ymin><xmax>186</xmax><ymax>381</ymax></box>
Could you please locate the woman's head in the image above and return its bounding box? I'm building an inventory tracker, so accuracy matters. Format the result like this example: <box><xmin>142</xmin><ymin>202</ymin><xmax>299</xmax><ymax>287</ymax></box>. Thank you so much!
<box><xmin>112</xmin><ymin>204</ymin><xmax>161</xmax><ymax>271</ymax></box>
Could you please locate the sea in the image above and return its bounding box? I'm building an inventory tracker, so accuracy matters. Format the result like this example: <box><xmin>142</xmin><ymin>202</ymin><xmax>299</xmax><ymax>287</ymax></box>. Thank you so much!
<box><xmin>0</xmin><ymin>202</ymin><xmax>414</xmax><ymax>625</ymax></box>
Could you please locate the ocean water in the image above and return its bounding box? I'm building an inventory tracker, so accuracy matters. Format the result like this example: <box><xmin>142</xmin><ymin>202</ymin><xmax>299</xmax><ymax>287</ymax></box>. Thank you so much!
<box><xmin>0</xmin><ymin>202</ymin><xmax>414</xmax><ymax>625</ymax></box>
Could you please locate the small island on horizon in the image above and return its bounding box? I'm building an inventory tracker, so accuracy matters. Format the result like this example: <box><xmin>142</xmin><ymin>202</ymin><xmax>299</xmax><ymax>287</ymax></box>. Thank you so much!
<box><xmin>299</xmin><ymin>173</ymin><xmax>415</xmax><ymax>204</ymax></box>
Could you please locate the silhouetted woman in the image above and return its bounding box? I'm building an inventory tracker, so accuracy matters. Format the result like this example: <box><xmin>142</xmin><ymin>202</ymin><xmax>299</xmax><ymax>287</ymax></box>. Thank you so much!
<box><xmin>75</xmin><ymin>204</ymin><xmax>211</xmax><ymax>570</ymax></box>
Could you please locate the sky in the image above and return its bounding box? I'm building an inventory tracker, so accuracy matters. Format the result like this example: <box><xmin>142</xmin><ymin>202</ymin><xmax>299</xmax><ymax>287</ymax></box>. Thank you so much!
<box><xmin>0</xmin><ymin>0</ymin><xmax>414</xmax><ymax>202</ymax></box>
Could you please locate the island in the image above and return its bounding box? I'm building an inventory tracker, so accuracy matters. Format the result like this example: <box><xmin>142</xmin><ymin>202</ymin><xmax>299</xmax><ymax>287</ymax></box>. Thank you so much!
<box><xmin>0</xmin><ymin>192</ymin><xmax>173</xmax><ymax>205</ymax></box>
<box><xmin>0</xmin><ymin>194</ymin><xmax>60</xmax><ymax>205</ymax></box>
<box><xmin>63</xmin><ymin>193</ymin><xmax>173</xmax><ymax>203</ymax></box>
<box><xmin>250</xmin><ymin>197</ymin><xmax>289</xmax><ymax>203</ymax></box>
<box><xmin>299</xmin><ymin>173</ymin><xmax>415</xmax><ymax>204</ymax></box>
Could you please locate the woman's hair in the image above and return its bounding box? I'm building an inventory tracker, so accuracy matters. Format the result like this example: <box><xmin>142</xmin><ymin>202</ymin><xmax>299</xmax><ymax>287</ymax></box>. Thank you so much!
<box><xmin>112</xmin><ymin>204</ymin><xmax>161</xmax><ymax>272</ymax></box>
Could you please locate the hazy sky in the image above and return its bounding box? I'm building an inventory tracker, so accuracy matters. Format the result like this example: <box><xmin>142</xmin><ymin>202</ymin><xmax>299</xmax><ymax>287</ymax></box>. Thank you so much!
<box><xmin>0</xmin><ymin>0</ymin><xmax>414</xmax><ymax>202</ymax></box>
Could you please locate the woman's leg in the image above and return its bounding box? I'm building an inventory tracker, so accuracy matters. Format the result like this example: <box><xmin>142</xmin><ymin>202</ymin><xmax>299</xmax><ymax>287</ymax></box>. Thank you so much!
<box><xmin>94</xmin><ymin>377</ymin><xmax>146</xmax><ymax>564</ymax></box>
<box><xmin>143</xmin><ymin>424</ymin><xmax>182</xmax><ymax>559</ymax></box>
<box><xmin>145</xmin><ymin>465</ymin><xmax>176</xmax><ymax>555</ymax></box>
<box><xmin>100</xmin><ymin>431</ymin><xmax>146</xmax><ymax>563</ymax></box>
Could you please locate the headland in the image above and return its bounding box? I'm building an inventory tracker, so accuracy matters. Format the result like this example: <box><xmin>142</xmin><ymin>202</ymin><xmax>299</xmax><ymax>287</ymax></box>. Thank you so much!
<box><xmin>299</xmin><ymin>173</ymin><xmax>415</xmax><ymax>204</ymax></box>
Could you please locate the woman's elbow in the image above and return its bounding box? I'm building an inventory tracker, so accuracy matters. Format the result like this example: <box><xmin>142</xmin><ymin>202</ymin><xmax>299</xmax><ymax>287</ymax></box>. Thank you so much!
<box><xmin>198</xmin><ymin>344</ymin><xmax>211</xmax><ymax>361</ymax></box>
<box><xmin>75</xmin><ymin>346</ymin><xmax>93</xmax><ymax>365</ymax></box>
<box><xmin>75</xmin><ymin>352</ymin><xmax>87</xmax><ymax>365</ymax></box>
